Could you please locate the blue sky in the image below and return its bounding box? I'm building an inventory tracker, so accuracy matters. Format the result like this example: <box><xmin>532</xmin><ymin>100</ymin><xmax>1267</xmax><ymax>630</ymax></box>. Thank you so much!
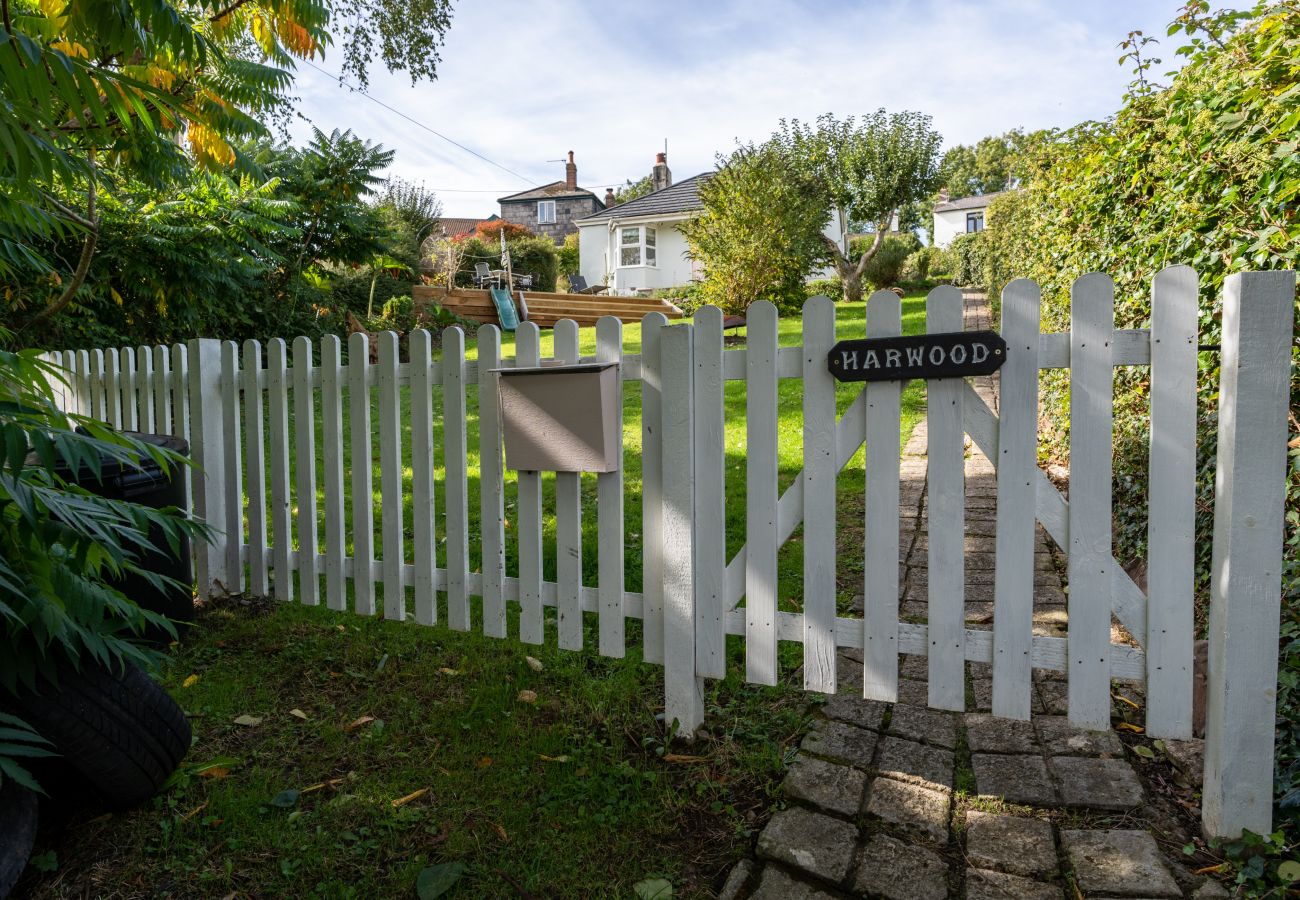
<box><xmin>287</xmin><ymin>0</ymin><xmax>1225</xmax><ymax>217</ymax></box>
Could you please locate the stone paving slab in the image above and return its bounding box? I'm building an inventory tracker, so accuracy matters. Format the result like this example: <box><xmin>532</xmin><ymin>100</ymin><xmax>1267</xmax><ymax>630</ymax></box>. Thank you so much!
<box><xmin>972</xmin><ymin>753</ymin><xmax>1058</xmax><ymax>806</ymax></box>
<box><xmin>852</xmin><ymin>833</ymin><xmax>949</xmax><ymax>900</ymax></box>
<box><xmin>749</xmin><ymin>864</ymin><xmax>840</xmax><ymax>900</ymax></box>
<box><xmin>1061</xmin><ymin>829</ymin><xmax>1182</xmax><ymax>898</ymax></box>
<box><xmin>965</xmin><ymin>867</ymin><xmax>1064</xmax><ymax>900</ymax></box>
<box><xmin>1035</xmin><ymin>717</ymin><xmax>1125</xmax><ymax>757</ymax></box>
<box><xmin>1050</xmin><ymin>757</ymin><xmax>1144</xmax><ymax>811</ymax></box>
<box><xmin>800</xmin><ymin>720</ymin><xmax>879</xmax><ymax>769</ymax></box>
<box><xmin>756</xmin><ymin>806</ymin><xmax>858</xmax><ymax>884</ymax></box>
<box><xmin>782</xmin><ymin>754</ymin><xmax>868</xmax><ymax>819</ymax></box>
<box><xmin>965</xmin><ymin>811</ymin><xmax>1058</xmax><ymax>879</ymax></box>
<box><xmin>864</xmin><ymin>775</ymin><xmax>950</xmax><ymax>843</ymax></box>
<box><xmin>876</xmin><ymin>736</ymin><xmax>954</xmax><ymax>791</ymax></box>
<box><xmin>819</xmin><ymin>694</ymin><xmax>887</xmax><ymax>732</ymax></box>
<box><xmin>888</xmin><ymin>703</ymin><xmax>958</xmax><ymax>749</ymax></box>
<box><xmin>965</xmin><ymin>713</ymin><xmax>1039</xmax><ymax>755</ymax></box>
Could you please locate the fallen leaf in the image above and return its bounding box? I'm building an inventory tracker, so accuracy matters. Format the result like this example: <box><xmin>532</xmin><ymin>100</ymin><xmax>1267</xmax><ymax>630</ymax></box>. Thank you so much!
<box><xmin>416</xmin><ymin>862</ymin><xmax>466</xmax><ymax>899</ymax></box>
<box><xmin>301</xmin><ymin>778</ymin><xmax>343</xmax><ymax>795</ymax></box>
<box><xmin>232</xmin><ymin>715</ymin><xmax>262</xmax><ymax>727</ymax></box>
<box><xmin>539</xmin><ymin>754</ymin><xmax>570</xmax><ymax>763</ymax></box>
<box><xmin>182</xmin><ymin>674</ymin><xmax>199</xmax><ymax>688</ymax></box>
<box><xmin>634</xmin><ymin>877</ymin><xmax>673</xmax><ymax>899</ymax></box>
<box><xmin>336</xmin><ymin>625</ymin><xmax>346</xmax><ymax>632</ymax></box>
<box><xmin>392</xmin><ymin>788</ymin><xmax>429</xmax><ymax>808</ymax></box>
<box><xmin>516</xmin><ymin>689</ymin><xmax>537</xmax><ymax>703</ymax></box>
<box><xmin>1131</xmin><ymin>744</ymin><xmax>1156</xmax><ymax>760</ymax></box>
<box><xmin>345</xmin><ymin>715</ymin><xmax>376</xmax><ymax>732</ymax></box>
<box><xmin>476</xmin><ymin>756</ymin><xmax>492</xmax><ymax>769</ymax></box>
<box><xmin>289</xmin><ymin>708</ymin><xmax>308</xmax><ymax>721</ymax></box>
<box><xmin>662</xmin><ymin>754</ymin><xmax>707</xmax><ymax>764</ymax></box>
<box><xmin>1116</xmin><ymin>722</ymin><xmax>1144</xmax><ymax>733</ymax></box>
<box><xmin>181</xmin><ymin>802</ymin><xmax>208</xmax><ymax>822</ymax></box>
<box><xmin>489</xmin><ymin>820</ymin><xmax>508</xmax><ymax>841</ymax></box>
<box><xmin>525</xmin><ymin>656</ymin><xmax>543</xmax><ymax>672</ymax></box>
<box><xmin>439</xmin><ymin>667</ymin><xmax>459</xmax><ymax>676</ymax></box>
<box><xmin>1277</xmin><ymin>860</ymin><xmax>1300</xmax><ymax>882</ymax></box>
<box><xmin>1111</xmin><ymin>692</ymin><xmax>1140</xmax><ymax>709</ymax></box>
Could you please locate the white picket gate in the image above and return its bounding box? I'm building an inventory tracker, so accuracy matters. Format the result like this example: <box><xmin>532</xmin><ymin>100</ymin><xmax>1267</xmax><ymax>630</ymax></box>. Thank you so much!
<box><xmin>44</xmin><ymin>267</ymin><xmax>1294</xmax><ymax>840</ymax></box>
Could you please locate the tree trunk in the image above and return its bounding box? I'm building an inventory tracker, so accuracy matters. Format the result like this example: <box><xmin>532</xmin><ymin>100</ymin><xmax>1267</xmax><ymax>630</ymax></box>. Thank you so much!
<box><xmin>27</xmin><ymin>174</ymin><xmax>98</xmax><ymax>330</ymax></box>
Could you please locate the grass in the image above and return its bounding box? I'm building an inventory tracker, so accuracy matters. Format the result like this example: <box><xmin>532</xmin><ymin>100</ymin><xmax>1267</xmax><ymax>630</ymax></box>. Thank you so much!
<box><xmin>23</xmin><ymin>292</ymin><xmax>932</xmax><ymax>898</ymax></box>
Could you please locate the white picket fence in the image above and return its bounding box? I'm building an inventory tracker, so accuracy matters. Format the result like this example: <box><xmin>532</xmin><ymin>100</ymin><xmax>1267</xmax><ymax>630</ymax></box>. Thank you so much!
<box><xmin>44</xmin><ymin>267</ymin><xmax>1295</xmax><ymax>840</ymax></box>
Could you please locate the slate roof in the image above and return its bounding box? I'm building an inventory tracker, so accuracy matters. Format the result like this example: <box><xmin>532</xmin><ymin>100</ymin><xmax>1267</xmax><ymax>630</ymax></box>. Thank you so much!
<box><xmin>577</xmin><ymin>173</ymin><xmax>713</xmax><ymax>223</ymax></box>
<box><xmin>498</xmin><ymin>181</ymin><xmax>602</xmax><ymax>203</ymax></box>
<box><xmin>435</xmin><ymin>217</ymin><xmax>491</xmax><ymax>237</ymax></box>
<box><xmin>934</xmin><ymin>190</ymin><xmax>1009</xmax><ymax>212</ymax></box>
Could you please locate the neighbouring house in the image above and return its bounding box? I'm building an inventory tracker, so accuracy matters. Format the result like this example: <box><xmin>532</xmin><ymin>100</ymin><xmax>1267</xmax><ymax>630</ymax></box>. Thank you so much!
<box><xmin>431</xmin><ymin>215</ymin><xmax>497</xmax><ymax>240</ymax></box>
<box><xmin>576</xmin><ymin>152</ymin><xmax>848</xmax><ymax>294</ymax></box>
<box><xmin>498</xmin><ymin>152</ymin><xmax>606</xmax><ymax>245</ymax></box>
<box><xmin>932</xmin><ymin>189</ymin><xmax>1008</xmax><ymax>248</ymax></box>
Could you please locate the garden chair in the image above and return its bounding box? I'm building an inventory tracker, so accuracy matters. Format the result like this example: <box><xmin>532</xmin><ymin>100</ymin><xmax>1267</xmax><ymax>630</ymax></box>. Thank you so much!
<box><xmin>567</xmin><ymin>274</ymin><xmax>607</xmax><ymax>295</ymax></box>
<box><xmin>473</xmin><ymin>261</ymin><xmax>499</xmax><ymax>289</ymax></box>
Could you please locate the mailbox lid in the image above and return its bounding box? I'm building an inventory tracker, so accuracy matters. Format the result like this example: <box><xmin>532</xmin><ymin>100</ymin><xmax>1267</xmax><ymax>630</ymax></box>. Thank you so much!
<box><xmin>493</xmin><ymin>362</ymin><xmax>620</xmax><ymax>473</ymax></box>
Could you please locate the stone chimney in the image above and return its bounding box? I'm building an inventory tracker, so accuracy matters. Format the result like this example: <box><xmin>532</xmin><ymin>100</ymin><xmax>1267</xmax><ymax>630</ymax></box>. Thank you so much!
<box><xmin>937</xmin><ymin>187</ymin><xmax>950</xmax><ymax>204</ymax></box>
<box><xmin>565</xmin><ymin>150</ymin><xmax>577</xmax><ymax>190</ymax></box>
<box><xmin>652</xmin><ymin>151</ymin><xmax>672</xmax><ymax>192</ymax></box>
<box><xmin>604</xmin><ymin>187</ymin><xmax>616</xmax><ymax>207</ymax></box>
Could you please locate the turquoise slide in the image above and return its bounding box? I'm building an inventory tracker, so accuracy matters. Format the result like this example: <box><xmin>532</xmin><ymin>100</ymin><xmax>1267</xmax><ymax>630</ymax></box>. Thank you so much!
<box><xmin>488</xmin><ymin>286</ymin><xmax>519</xmax><ymax>332</ymax></box>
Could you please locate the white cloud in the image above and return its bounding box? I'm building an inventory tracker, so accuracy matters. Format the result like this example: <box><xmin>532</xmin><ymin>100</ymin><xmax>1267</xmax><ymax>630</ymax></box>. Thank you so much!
<box><xmin>286</xmin><ymin>0</ymin><xmax>1212</xmax><ymax>217</ymax></box>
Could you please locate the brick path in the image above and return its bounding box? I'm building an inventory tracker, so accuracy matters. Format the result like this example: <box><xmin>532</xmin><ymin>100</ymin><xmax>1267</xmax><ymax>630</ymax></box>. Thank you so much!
<box><xmin>717</xmin><ymin>292</ymin><xmax>1223</xmax><ymax>900</ymax></box>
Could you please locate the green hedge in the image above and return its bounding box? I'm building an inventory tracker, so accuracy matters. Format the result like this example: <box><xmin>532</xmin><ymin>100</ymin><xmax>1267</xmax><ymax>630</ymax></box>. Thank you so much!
<box><xmin>981</xmin><ymin>2</ymin><xmax>1299</xmax><ymax>850</ymax></box>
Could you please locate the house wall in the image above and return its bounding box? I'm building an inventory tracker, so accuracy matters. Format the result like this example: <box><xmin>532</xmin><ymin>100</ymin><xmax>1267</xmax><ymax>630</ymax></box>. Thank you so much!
<box><xmin>500</xmin><ymin>195</ymin><xmax>602</xmax><ymax>245</ymax></box>
<box><xmin>933</xmin><ymin>207</ymin><xmax>984</xmax><ymax>248</ymax></box>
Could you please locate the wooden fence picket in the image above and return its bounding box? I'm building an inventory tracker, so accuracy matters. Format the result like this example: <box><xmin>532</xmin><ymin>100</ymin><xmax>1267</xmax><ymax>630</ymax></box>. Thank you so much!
<box><xmin>478</xmin><ymin>325</ymin><xmax>507</xmax><ymax>639</ymax></box>
<box><xmin>378</xmin><ymin>331</ymin><xmax>404</xmax><ymax>621</ymax></box>
<box><xmin>641</xmin><ymin>312</ymin><xmax>668</xmax><ymax>664</ymax></box>
<box><xmin>596</xmin><ymin>316</ymin><xmax>625</xmax><ymax>657</ymax></box>
<box><xmin>90</xmin><ymin>349</ymin><xmax>106</xmax><ymax>421</ymax></box>
<box><xmin>121</xmin><ymin>348</ymin><xmax>137</xmax><ymax>431</ymax></box>
<box><xmin>267</xmin><ymin>339</ymin><xmax>293</xmax><ymax>602</ymax></box>
<box><xmin>863</xmin><ymin>290</ymin><xmax>903</xmax><ymax>702</ymax></box>
<box><xmin>137</xmin><ymin>347</ymin><xmax>154</xmax><ymax>433</ymax></box>
<box><xmin>170</xmin><ymin>344</ymin><xmax>189</xmax><ymax>515</ymax></box>
<box><xmin>321</xmin><ymin>336</ymin><xmax>347</xmax><ymax>612</ymax></box>
<box><xmin>444</xmin><ymin>327</ymin><xmax>470</xmax><ymax>632</ymax></box>
<box><xmin>293</xmin><ymin>336</ymin><xmax>319</xmax><ymax>607</ymax></box>
<box><xmin>220</xmin><ymin>341</ymin><xmax>244</xmax><ymax>594</ymax></box>
<box><xmin>409</xmin><ymin>329</ymin><xmax>437</xmax><ymax>626</ymax></box>
<box><xmin>1146</xmin><ymin>266</ymin><xmax>1198</xmax><ymax>738</ymax></box>
<box><xmin>348</xmin><ymin>332</ymin><xmax>376</xmax><ymax>616</ymax></box>
<box><xmin>242</xmin><ymin>340</ymin><xmax>269</xmax><ymax>597</ymax></box>
<box><xmin>105</xmin><ymin>348</ymin><xmax>121</xmax><ymax>428</ymax></box>
<box><xmin>151</xmin><ymin>347</ymin><xmax>170</xmax><ymax>435</ymax></box>
<box><xmin>516</xmin><ymin>322</ymin><xmax>545</xmax><ymax>645</ymax></box>
<box><xmin>692</xmin><ymin>307</ymin><xmax>726</xmax><ymax>680</ymax></box>
<box><xmin>801</xmin><ymin>296</ymin><xmax>838</xmax><ymax>693</ymax></box>
<box><xmin>1067</xmin><ymin>274</ymin><xmax>1115</xmax><ymax>729</ymax></box>
<box><xmin>926</xmin><ymin>286</ymin><xmax>966</xmax><ymax>711</ymax></box>
<box><xmin>992</xmin><ymin>280</ymin><xmax>1041</xmax><ymax>720</ymax></box>
<box><xmin>745</xmin><ymin>301</ymin><xmax>780</xmax><ymax>686</ymax></box>
<box><xmin>555</xmin><ymin>319</ymin><xmax>584</xmax><ymax>651</ymax></box>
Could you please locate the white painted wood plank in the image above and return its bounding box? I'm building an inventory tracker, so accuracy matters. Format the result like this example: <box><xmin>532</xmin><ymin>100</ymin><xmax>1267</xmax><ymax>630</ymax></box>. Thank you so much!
<box><xmin>640</xmin><ymin>311</ymin><xmax>669</xmax><ymax>663</ymax></box>
<box><xmin>554</xmin><ymin>319</ymin><xmax>584</xmax><ymax>651</ymax></box>
<box><xmin>661</xmin><ymin>324</ymin><xmax>704</xmax><ymax>735</ymax></box>
<box><xmin>992</xmin><ymin>279</ymin><xmax>1041</xmax><ymax>720</ymax></box>
<box><xmin>241</xmin><ymin>341</ymin><xmax>268</xmax><ymax>597</ymax></box>
<box><xmin>186</xmin><ymin>341</ymin><xmax>227</xmax><ymax>597</ymax></box>
<box><xmin>478</xmin><ymin>325</ymin><xmax>507</xmax><ymax>638</ymax></box>
<box><xmin>409</xmin><ymin>329</ymin><xmax>437</xmax><ymax>626</ymax></box>
<box><xmin>151</xmin><ymin>347</ymin><xmax>170</xmax><ymax>435</ymax></box>
<box><xmin>170</xmin><ymin>344</ymin><xmax>191</xmax><ymax>524</ymax></box>
<box><xmin>801</xmin><ymin>296</ymin><xmax>838</xmax><ymax>693</ymax></box>
<box><xmin>348</xmin><ymin>332</ymin><xmax>376</xmax><ymax>616</ymax></box>
<box><xmin>745</xmin><ymin>301</ymin><xmax>780</xmax><ymax>687</ymax></box>
<box><xmin>1038</xmin><ymin>329</ymin><xmax>1150</xmax><ymax>368</ymax></box>
<box><xmin>377</xmin><ymin>331</ymin><xmax>404</xmax><ymax>621</ymax></box>
<box><xmin>121</xmin><ymin>347</ymin><xmax>138</xmax><ymax>431</ymax></box>
<box><xmin>863</xmin><ymin>290</ymin><xmax>903</xmax><ymax>702</ymax></box>
<box><xmin>292</xmin><ymin>336</ymin><xmax>319</xmax><ymax>607</ymax></box>
<box><xmin>962</xmin><ymin>383</ymin><xmax>1149</xmax><ymax>645</ymax></box>
<box><xmin>1145</xmin><ymin>265</ymin><xmax>1198</xmax><ymax>738</ymax></box>
<box><xmin>1067</xmin><ymin>273</ymin><xmax>1115</xmax><ymax>729</ymax></box>
<box><xmin>136</xmin><ymin>348</ymin><xmax>154</xmax><ymax>432</ymax></box>
<box><xmin>596</xmin><ymin>317</ymin><xmax>626</xmax><ymax>657</ymax></box>
<box><xmin>105</xmin><ymin>348</ymin><xmax>121</xmax><ymax>428</ymax></box>
<box><xmin>90</xmin><ymin>348</ymin><xmax>106</xmax><ymax>422</ymax></box>
<box><xmin>320</xmin><ymin>336</ymin><xmax>347</xmax><ymax>611</ymax></box>
<box><xmin>76</xmin><ymin>349</ymin><xmax>93</xmax><ymax>419</ymax></box>
<box><xmin>1202</xmin><ymin>271</ymin><xmax>1295</xmax><ymax>838</ymax></box>
<box><xmin>693</xmin><ymin>307</ymin><xmax>726</xmax><ymax>679</ymax></box>
<box><xmin>267</xmin><ymin>339</ymin><xmax>293</xmax><ymax>602</ymax></box>
<box><xmin>516</xmin><ymin>322</ymin><xmax>545</xmax><ymax>645</ymax></box>
<box><xmin>444</xmin><ymin>326</ymin><xmax>470</xmax><ymax>632</ymax></box>
<box><xmin>220</xmin><ymin>341</ymin><xmax>245</xmax><ymax>594</ymax></box>
<box><xmin>925</xmin><ymin>286</ymin><xmax>966</xmax><ymax>711</ymax></box>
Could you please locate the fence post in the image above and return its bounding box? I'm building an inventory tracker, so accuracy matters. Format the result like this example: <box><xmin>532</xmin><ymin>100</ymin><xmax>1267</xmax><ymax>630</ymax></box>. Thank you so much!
<box><xmin>186</xmin><ymin>338</ymin><xmax>228</xmax><ymax>598</ymax></box>
<box><xmin>1202</xmin><ymin>270</ymin><xmax>1296</xmax><ymax>839</ymax></box>
<box><xmin>661</xmin><ymin>324</ymin><xmax>704</xmax><ymax>738</ymax></box>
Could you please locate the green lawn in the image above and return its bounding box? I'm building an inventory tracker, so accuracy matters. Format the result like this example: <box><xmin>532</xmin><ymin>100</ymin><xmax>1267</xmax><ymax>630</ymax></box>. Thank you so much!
<box><xmin>22</xmin><ymin>292</ymin><xmax>930</xmax><ymax>898</ymax></box>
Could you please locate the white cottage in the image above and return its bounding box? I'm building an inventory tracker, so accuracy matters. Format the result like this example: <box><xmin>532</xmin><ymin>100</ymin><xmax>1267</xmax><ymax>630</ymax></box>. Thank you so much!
<box><xmin>576</xmin><ymin>154</ymin><xmax>847</xmax><ymax>294</ymax></box>
<box><xmin>931</xmin><ymin>190</ymin><xmax>1008</xmax><ymax>248</ymax></box>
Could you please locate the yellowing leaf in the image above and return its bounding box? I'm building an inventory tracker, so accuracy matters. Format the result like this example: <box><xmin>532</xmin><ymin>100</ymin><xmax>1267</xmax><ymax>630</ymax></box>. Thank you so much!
<box><xmin>391</xmin><ymin>787</ymin><xmax>429</xmax><ymax>808</ymax></box>
<box><xmin>438</xmin><ymin>667</ymin><xmax>459</xmax><ymax>676</ymax></box>
<box><xmin>289</xmin><ymin>708</ymin><xmax>308</xmax><ymax>720</ymax></box>
<box><xmin>539</xmin><ymin>754</ymin><xmax>570</xmax><ymax>763</ymax></box>
<box><xmin>344</xmin><ymin>715</ymin><xmax>376</xmax><ymax>732</ymax></box>
<box><xmin>1116</xmin><ymin>722</ymin><xmax>1144</xmax><ymax>733</ymax></box>
<box><xmin>232</xmin><ymin>714</ymin><xmax>262</xmax><ymax>727</ymax></box>
<box><xmin>197</xmin><ymin>767</ymin><xmax>230</xmax><ymax>779</ymax></box>
<box><xmin>663</xmin><ymin>754</ymin><xmax>707</xmax><ymax>764</ymax></box>
<box><xmin>516</xmin><ymin>689</ymin><xmax>537</xmax><ymax>704</ymax></box>
<box><xmin>182</xmin><ymin>674</ymin><xmax>199</xmax><ymax>688</ymax></box>
<box><xmin>525</xmin><ymin>656</ymin><xmax>543</xmax><ymax>672</ymax></box>
<box><xmin>476</xmin><ymin>756</ymin><xmax>492</xmax><ymax>769</ymax></box>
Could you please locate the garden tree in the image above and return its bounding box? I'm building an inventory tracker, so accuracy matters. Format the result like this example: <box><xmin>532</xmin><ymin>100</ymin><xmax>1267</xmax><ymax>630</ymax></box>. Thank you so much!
<box><xmin>472</xmin><ymin>220</ymin><xmax>533</xmax><ymax>243</ymax></box>
<box><xmin>775</xmin><ymin>111</ymin><xmax>943</xmax><ymax>304</ymax></box>
<box><xmin>680</xmin><ymin>142</ymin><xmax>829</xmax><ymax>314</ymax></box>
<box><xmin>0</xmin><ymin>0</ymin><xmax>455</xmax><ymax>337</ymax></box>
<box><xmin>937</xmin><ymin>130</ymin><xmax>1029</xmax><ymax>199</ymax></box>
<box><xmin>613</xmin><ymin>174</ymin><xmax>654</xmax><ymax>204</ymax></box>
<box><xmin>374</xmin><ymin>177</ymin><xmax>443</xmax><ymax>253</ymax></box>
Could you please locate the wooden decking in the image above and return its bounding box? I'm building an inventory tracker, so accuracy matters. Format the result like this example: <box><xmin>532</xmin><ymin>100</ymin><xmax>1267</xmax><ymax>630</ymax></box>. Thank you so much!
<box><xmin>412</xmin><ymin>286</ymin><xmax>684</xmax><ymax>328</ymax></box>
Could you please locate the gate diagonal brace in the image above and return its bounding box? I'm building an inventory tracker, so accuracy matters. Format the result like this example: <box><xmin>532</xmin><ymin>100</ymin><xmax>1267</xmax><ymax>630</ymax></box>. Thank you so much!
<box><xmin>721</xmin><ymin>381</ymin><xmax>1148</xmax><ymax>648</ymax></box>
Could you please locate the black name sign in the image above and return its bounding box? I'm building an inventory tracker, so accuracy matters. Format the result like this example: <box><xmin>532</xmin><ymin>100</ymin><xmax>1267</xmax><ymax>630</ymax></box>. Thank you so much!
<box><xmin>827</xmin><ymin>331</ymin><xmax>1007</xmax><ymax>382</ymax></box>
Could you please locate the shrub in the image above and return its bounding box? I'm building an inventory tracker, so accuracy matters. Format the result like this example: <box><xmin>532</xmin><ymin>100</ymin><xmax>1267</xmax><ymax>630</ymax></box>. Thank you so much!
<box><xmin>901</xmin><ymin>249</ymin><xmax>930</xmax><ymax>283</ymax></box>
<box><xmin>851</xmin><ymin>232</ymin><xmax>921</xmax><ymax>291</ymax></box>
<box><xmin>805</xmin><ymin>277</ymin><xmax>842</xmax><ymax>300</ymax></box>
<box><xmin>453</xmin><ymin>235</ymin><xmax>558</xmax><ymax>292</ymax></box>
<box><xmin>557</xmin><ymin>233</ymin><xmax>580</xmax><ymax>289</ymax></box>
<box><xmin>650</xmin><ymin>282</ymin><xmax>708</xmax><ymax>317</ymax></box>
<box><xmin>473</xmin><ymin>220</ymin><xmax>532</xmax><ymax>243</ymax></box>
<box><xmin>950</xmin><ymin>231</ymin><xmax>987</xmax><ymax>287</ymax></box>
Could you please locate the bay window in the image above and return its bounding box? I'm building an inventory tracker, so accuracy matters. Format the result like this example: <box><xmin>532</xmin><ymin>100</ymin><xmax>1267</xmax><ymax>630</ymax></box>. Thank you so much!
<box><xmin>618</xmin><ymin>226</ymin><xmax>657</xmax><ymax>266</ymax></box>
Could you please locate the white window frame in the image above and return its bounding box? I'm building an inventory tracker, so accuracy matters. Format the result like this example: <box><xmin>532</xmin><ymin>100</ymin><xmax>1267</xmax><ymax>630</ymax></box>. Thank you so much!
<box><xmin>537</xmin><ymin>200</ymin><xmax>556</xmax><ymax>225</ymax></box>
<box><xmin>617</xmin><ymin>225</ymin><xmax>657</xmax><ymax>268</ymax></box>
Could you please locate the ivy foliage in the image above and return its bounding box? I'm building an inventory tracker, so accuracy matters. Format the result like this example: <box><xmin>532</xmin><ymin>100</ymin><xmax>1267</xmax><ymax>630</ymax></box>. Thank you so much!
<box><xmin>978</xmin><ymin>0</ymin><xmax>1300</xmax><ymax>847</ymax></box>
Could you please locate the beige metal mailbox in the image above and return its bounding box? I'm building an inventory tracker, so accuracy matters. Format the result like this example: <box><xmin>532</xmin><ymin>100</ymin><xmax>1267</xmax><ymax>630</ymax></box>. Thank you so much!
<box><xmin>493</xmin><ymin>361</ymin><xmax>621</xmax><ymax>472</ymax></box>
